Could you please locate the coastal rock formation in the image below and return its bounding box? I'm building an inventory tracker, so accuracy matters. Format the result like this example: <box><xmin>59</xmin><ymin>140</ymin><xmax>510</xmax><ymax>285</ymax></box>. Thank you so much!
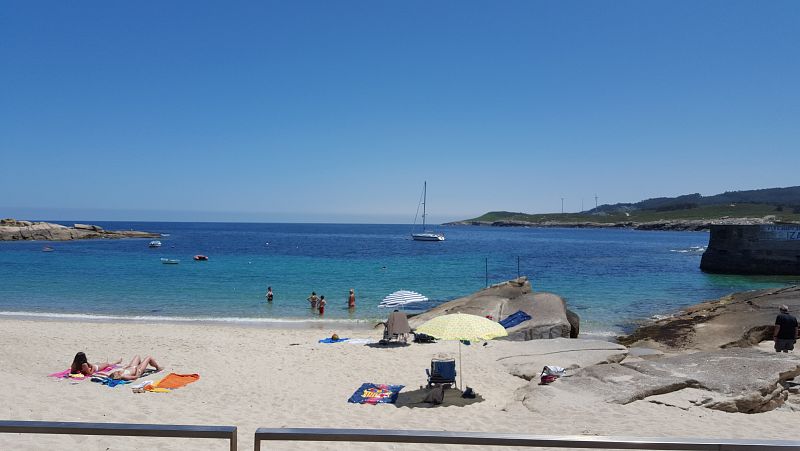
<box><xmin>490</xmin><ymin>338</ymin><xmax>628</xmax><ymax>380</ymax></box>
<box><xmin>408</xmin><ymin>277</ymin><xmax>575</xmax><ymax>340</ymax></box>
<box><xmin>619</xmin><ymin>285</ymin><xmax>800</xmax><ymax>351</ymax></box>
<box><xmin>0</xmin><ymin>218</ymin><xmax>160</xmax><ymax>241</ymax></box>
<box><xmin>518</xmin><ymin>348</ymin><xmax>800</xmax><ymax>414</ymax></box>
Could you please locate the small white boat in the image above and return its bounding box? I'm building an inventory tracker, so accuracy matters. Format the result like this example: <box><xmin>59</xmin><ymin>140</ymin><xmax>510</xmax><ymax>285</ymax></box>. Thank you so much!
<box><xmin>149</xmin><ymin>240</ymin><xmax>162</xmax><ymax>248</ymax></box>
<box><xmin>411</xmin><ymin>181</ymin><xmax>445</xmax><ymax>241</ymax></box>
<box><xmin>160</xmin><ymin>258</ymin><xmax>180</xmax><ymax>264</ymax></box>
<box><xmin>411</xmin><ymin>232</ymin><xmax>445</xmax><ymax>241</ymax></box>
<box><xmin>42</xmin><ymin>246</ymin><xmax>55</xmax><ymax>252</ymax></box>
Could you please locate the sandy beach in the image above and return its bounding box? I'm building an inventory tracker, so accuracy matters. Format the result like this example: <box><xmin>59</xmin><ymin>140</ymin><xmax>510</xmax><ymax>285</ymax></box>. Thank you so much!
<box><xmin>2</xmin><ymin>317</ymin><xmax>799</xmax><ymax>450</ymax></box>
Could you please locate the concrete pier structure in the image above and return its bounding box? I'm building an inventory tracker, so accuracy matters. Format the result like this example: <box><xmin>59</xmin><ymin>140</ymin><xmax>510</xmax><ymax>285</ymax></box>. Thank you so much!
<box><xmin>700</xmin><ymin>224</ymin><xmax>800</xmax><ymax>275</ymax></box>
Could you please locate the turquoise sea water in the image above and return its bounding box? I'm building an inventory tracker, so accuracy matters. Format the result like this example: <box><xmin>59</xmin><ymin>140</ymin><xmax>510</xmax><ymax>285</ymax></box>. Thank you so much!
<box><xmin>1</xmin><ymin>222</ymin><xmax>798</xmax><ymax>336</ymax></box>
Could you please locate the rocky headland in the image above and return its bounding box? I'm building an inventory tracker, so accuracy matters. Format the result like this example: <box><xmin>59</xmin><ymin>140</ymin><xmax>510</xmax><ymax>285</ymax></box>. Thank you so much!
<box><xmin>446</xmin><ymin>216</ymin><xmax>782</xmax><ymax>232</ymax></box>
<box><xmin>0</xmin><ymin>218</ymin><xmax>160</xmax><ymax>241</ymax></box>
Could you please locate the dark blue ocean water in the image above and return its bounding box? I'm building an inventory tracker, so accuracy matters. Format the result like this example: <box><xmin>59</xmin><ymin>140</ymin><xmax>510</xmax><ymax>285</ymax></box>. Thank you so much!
<box><xmin>1</xmin><ymin>222</ymin><xmax>797</xmax><ymax>336</ymax></box>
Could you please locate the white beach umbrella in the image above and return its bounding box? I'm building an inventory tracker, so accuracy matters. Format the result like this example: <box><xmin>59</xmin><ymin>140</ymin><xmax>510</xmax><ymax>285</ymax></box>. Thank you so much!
<box><xmin>378</xmin><ymin>290</ymin><xmax>428</xmax><ymax>308</ymax></box>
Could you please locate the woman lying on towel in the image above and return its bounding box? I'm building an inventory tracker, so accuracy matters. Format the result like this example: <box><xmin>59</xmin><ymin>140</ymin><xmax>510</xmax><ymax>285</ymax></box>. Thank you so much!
<box><xmin>108</xmin><ymin>355</ymin><xmax>163</xmax><ymax>381</ymax></box>
<box><xmin>71</xmin><ymin>352</ymin><xmax>122</xmax><ymax>376</ymax></box>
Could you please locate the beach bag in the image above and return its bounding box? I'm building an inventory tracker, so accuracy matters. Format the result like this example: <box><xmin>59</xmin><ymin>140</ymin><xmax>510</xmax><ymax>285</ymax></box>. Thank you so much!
<box><xmin>414</xmin><ymin>333</ymin><xmax>436</xmax><ymax>344</ymax></box>
<box><xmin>542</xmin><ymin>366</ymin><xmax>566</xmax><ymax>377</ymax></box>
<box><xmin>539</xmin><ymin>365</ymin><xmax>566</xmax><ymax>385</ymax></box>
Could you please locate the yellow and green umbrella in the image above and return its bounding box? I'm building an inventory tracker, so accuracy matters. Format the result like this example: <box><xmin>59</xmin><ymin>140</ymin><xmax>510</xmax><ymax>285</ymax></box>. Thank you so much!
<box><xmin>415</xmin><ymin>313</ymin><xmax>508</xmax><ymax>390</ymax></box>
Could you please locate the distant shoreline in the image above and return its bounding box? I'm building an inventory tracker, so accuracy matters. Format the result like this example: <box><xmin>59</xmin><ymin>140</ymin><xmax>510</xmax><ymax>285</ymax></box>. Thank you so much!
<box><xmin>444</xmin><ymin>217</ymin><xmax>788</xmax><ymax>232</ymax></box>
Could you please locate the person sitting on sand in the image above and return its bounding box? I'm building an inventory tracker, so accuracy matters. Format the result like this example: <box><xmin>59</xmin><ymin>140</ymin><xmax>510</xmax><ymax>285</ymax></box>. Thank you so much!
<box><xmin>108</xmin><ymin>355</ymin><xmax>163</xmax><ymax>381</ymax></box>
<box><xmin>308</xmin><ymin>291</ymin><xmax>319</xmax><ymax>309</ymax></box>
<box><xmin>70</xmin><ymin>352</ymin><xmax>121</xmax><ymax>376</ymax></box>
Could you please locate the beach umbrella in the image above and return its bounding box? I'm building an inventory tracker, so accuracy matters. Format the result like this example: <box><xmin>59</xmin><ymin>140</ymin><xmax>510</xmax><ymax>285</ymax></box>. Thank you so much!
<box><xmin>414</xmin><ymin>313</ymin><xmax>508</xmax><ymax>390</ymax></box>
<box><xmin>378</xmin><ymin>290</ymin><xmax>428</xmax><ymax>308</ymax></box>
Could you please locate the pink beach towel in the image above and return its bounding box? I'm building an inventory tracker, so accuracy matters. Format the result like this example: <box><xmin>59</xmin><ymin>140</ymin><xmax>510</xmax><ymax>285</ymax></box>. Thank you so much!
<box><xmin>49</xmin><ymin>365</ymin><xmax>116</xmax><ymax>380</ymax></box>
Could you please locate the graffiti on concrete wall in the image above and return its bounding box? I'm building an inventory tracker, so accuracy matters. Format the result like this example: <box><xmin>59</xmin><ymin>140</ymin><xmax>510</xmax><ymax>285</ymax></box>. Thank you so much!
<box><xmin>759</xmin><ymin>225</ymin><xmax>800</xmax><ymax>241</ymax></box>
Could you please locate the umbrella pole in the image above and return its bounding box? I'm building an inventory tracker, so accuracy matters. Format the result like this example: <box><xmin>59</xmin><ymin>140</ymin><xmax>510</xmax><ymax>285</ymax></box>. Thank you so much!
<box><xmin>458</xmin><ymin>340</ymin><xmax>463</xmax><ymax>391</ymax></box>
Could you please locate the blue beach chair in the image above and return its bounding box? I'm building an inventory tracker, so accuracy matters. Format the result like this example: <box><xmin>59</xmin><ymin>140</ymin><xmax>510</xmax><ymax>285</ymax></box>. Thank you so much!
<box><xmin>426</xmin><ymin>358</ymin><xmax>457</xmax><ymax>389</ymax></box>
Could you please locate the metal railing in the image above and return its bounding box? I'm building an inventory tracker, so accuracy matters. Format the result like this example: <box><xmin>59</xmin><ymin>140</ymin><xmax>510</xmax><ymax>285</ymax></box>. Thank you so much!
<box><xmin>253</xmin><ymin>428</ymin><xmax>800</xmax><ymax>451</ymax></box>
<box><xmin>0</xmin><ymin>420</ymin><xmax>237</xmax><ymax>451</ymax></box>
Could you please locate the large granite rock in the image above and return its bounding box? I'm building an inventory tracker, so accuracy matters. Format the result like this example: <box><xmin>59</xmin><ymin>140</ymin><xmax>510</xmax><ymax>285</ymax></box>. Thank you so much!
<box><xmin>517</xmin><ymin>348</ymin><xmax>800</xmax><ymax>414</ymax></box>
<box><xmin>619</xmin><ymin>285</ymin><xmax>800</xmax><ymax>351</ymax></box>
<box><xmin>408</xmin><ymin>277</ymin><xmax>576</xmax><ymax>340</ymax></box>
<box><xmin>0</xmin><ymin>219</ymin><xmax>160</xmax><ymax>241</ymax></box>
<box><xmin>489</xmin><ymin>338</ymin><xmax>628</xmax><ymax>380</ymax></box>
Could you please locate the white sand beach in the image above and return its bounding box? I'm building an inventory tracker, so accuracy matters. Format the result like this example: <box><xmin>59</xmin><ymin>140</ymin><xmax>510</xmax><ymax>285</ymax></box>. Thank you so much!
<box><xmin>1</xmin><ymin>318</ymin><xmax>798</xmax><ymax>450</ymax></box>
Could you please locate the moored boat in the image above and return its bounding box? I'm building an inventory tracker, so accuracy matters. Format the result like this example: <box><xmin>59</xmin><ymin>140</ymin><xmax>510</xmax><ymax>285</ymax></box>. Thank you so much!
<box><xmin>160</xmin><ymin>258</ymin><xmax>180</xmax><ymax>264</ymax></box>
<box><xmin>411</xmin><ymin>181</ymin><xmax>445</xmax><ymax>241</ymax></box>
<box><xmin>193</xmin><ymin>255</ymin><xmax>209</xmax><ymax>261</ymax></box>
<box><xmin>149</xmin><ymin>240</ymin><xmax>162</xmax><ymax>248</ymax></box>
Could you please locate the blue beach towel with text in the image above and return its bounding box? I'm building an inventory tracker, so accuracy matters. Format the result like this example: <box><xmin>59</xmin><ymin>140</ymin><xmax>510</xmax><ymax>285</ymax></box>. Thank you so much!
<box><xmin>348</xmin><ymin>383</ymin><xmax>404</xmax><ymax>404</ymax></box>
<box><xmin>499</xmin><ymin>311</ymin><xmax>532</xmax><ymax>329</ymax></box>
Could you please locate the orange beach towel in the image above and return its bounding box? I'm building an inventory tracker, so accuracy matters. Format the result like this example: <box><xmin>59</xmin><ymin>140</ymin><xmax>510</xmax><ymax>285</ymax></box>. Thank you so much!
<box><xmin>145</xmin><ymin>373</ymin><xmax>199</xmax><ymax>392</ymax></box>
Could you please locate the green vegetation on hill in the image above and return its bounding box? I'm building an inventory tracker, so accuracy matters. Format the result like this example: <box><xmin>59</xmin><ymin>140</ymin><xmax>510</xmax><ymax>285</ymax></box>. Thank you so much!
<box><xmin>465</xmin><ymin>203</ymin><xmax>800</xmax><ymax>224</ymax></box>
<box><xmin>459</xmin><ymin>187</ymin><xmax>800</xmax><ymax>225</ymax></box>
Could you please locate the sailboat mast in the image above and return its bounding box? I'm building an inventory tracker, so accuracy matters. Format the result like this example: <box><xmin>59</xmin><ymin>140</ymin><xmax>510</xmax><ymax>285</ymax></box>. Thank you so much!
<box><xmin>422</xmin><ymin>181</ymin><xmax>427</xmax><ymax>229</ymax></box>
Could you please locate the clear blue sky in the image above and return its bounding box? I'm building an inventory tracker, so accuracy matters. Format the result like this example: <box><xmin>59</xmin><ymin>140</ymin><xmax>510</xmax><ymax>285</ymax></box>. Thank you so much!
<box><xmin>1</xmin><ymin>1</ymin><xmax>798</xmax><ymax>223</ymax></box>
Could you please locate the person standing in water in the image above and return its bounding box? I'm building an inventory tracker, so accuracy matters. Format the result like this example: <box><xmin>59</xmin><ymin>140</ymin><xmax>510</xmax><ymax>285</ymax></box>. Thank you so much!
<box><xmin>348</xmin><ymin>288</ymin><xmax>356</xmax><ymax>310</ymax></box>
<box><xmin>307</xmin><ymin>291</ymin><xmax>319</xmax><ymax>310</ymax></box>
<box><xmin>266</xmin><ymin>286</ymin><xmax>274</xmax><ymax>302</ymax></box>
<box><xmin>318</xmin><ymin>295</ymin><xmax>327</xmax><ymax>315</ymax></box>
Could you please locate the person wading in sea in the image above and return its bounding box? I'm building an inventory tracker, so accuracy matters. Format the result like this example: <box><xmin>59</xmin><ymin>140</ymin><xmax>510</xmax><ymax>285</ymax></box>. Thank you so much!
<box><xmin>307</xmin><ymin>291</ymin><xmax>319</xmax><ymax>310</ymax></box>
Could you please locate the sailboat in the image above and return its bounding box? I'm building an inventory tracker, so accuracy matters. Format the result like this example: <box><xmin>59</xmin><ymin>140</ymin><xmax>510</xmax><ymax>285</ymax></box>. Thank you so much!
<box><xmin>411</xmin><ymin>181</ymin><xmax>445</xmax><ymax>241</ymax></box>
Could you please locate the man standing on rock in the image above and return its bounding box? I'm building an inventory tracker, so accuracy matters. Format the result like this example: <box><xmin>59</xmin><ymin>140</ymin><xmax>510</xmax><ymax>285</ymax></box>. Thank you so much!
<box><xmin>774</xmin><ymin>305</ymin><xmax>799</xmax><ymax>353</ymax></box>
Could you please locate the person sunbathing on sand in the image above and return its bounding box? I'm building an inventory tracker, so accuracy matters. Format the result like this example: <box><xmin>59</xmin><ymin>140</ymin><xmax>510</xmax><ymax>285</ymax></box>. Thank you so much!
<box><xmin>108</xmin><ymin>355</ymin><xmax>163</xmax><ymax>381</ymax></box>
<box><xmin>70</xmin><ymin>352</ymin><xmax>122</xmax><ymax>376</ymax></box>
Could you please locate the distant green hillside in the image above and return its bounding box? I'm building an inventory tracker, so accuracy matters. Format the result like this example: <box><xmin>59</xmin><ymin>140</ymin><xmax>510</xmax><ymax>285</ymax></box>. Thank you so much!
<box><xmin>592</xmin><ymin>186</ymin><xmax>800</xmax><ymax>214</ymax></box>
<box><xmin>461</xmin><ymin>186</ymin><xmax>800</xmax><ymax>224</ymax></box>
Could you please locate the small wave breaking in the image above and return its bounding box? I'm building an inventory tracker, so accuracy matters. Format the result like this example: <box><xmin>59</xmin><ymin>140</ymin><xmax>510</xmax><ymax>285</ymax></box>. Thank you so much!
<box><xmin>0</xmin><ymin>310</ymin><xmax>376</xmax><ymax>326</ymax></box>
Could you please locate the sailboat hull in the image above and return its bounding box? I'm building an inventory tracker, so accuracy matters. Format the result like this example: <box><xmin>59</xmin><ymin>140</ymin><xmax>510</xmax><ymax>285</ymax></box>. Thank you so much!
<box><xmin>412</xmin><ymin>232</ymin><xmax>445</xmax><ymax>241</ymax></box>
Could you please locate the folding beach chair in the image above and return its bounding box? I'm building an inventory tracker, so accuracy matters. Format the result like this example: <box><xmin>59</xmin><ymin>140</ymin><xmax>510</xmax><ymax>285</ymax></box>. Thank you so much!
<box><xmin>379</xmin><ymin>311</ymin><xmax>412</xmax><ymax>345</ymax></box>
<box><xmin>426</xmin><ymin>358</ymin><xmax>456</xmax><ymax>389</ymax></box>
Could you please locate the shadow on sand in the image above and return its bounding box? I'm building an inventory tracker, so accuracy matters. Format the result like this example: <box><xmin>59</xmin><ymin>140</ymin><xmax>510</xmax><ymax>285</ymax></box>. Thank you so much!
<box><xmin>365</xmin><ymin>342</ymin><xmax>411</xmax><ymax>348</ymax></box>
<box><xmin>394</xmin><ymin>387</ymin><xmax>483</xmax><ymax>408</ymax></box>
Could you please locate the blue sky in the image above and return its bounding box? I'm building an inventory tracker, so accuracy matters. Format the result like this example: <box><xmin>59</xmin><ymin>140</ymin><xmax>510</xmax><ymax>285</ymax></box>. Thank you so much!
<box><xmin>1</xmin><ymin>1</ymin><xmax>798</xmax><ymax>223</ymax></box>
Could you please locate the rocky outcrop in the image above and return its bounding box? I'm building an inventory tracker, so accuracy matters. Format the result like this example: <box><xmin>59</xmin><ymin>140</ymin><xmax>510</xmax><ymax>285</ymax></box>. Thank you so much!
<box><xmin>619</xmin><ymin>285</ymin><xmax>800</xmax><ymax>351</ymax></box>
<box><xmin>517</xmin><ymin>348</ymin><xmax>800</xmax><ymax>414</ymax></box>
<box><xmin>490</xmin><ymin>338</ymin><xmax>628</xmax><ymax>380</ymax></box>
<box><xmin>0</xmin><ymin>219</ymin><xmax>160</xmax><ymax>241</ymax></box>
<box><xmin>409</xmin><ymin>277</ymin><xmax>576</xmax><ymax>340</ymax></box>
